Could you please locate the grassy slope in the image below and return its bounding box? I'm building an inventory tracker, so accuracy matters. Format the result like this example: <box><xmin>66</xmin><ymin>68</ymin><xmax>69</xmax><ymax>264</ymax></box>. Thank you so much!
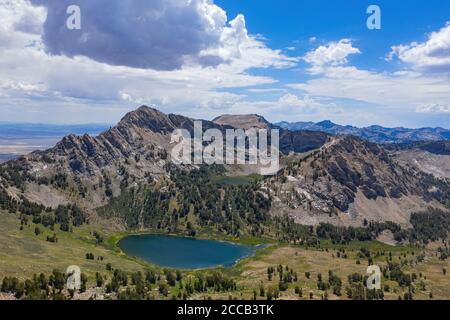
<box><xmin>208</xmin><ymin>242</ymin><xmax>450</xmax><ymax>300</ymax></box>
<box><xmin>1</xmin><ymin>209</ymin><xmax>449</xmax><ymax>300</ymax></box>
<box><xmin>0</xmin><ymin>210</ymin><xmax>146</xmax><ymax>280</ymax></box>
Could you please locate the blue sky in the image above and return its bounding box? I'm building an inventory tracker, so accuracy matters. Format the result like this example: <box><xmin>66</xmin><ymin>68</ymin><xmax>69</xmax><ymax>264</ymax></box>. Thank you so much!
<box><xmin>218</xmin><ymin>0</ymin><xmax>449</xmax><ymax>73</ymax></box>
<box><xmin>0</xmin><ymin>0</ymin><xmax>449</xmax><ymax>128</ymax></box>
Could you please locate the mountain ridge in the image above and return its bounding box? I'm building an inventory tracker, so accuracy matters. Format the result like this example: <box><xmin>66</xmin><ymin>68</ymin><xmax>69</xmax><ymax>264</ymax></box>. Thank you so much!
<box><xmin>276</xmin><ymin>120</ymin><xmax>450</xmax><ymax>144</ymax></box>
<box><xmin>0</xmin><ymin>106</ymin><xmax>327</xmax><ymax>212</ymax></box>
<box><xmin>0</xmin><ymin>105</ymin><xmax>449</xmax><ymax>233</ymax></box>
<box><xmin>264</xmin><ymin>135</ymin><xmax>450</xmax><ymax>226</ymax></box>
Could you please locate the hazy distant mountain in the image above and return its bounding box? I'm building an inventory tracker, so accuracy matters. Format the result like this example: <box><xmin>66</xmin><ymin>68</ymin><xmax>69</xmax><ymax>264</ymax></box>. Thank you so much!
<box><xmin>276</xmin><ymin>120</ymin><xmax>450</xmax><ymax>144</ymax></box>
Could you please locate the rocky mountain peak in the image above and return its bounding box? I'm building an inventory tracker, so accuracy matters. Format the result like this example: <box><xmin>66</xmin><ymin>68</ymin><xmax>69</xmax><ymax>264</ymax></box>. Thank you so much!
<box><xmin>118</xmin><ymin>105</ymin><xmax>176</xmax><ymax>133</ymax></box>
<box><xmin>213</xmin><ymin>114</ymin><xmax>272</xmax><ymax>130</ymax></box>
<box><xmin>316</xmin><ymin>120</ymin><xmax>336</xmax><ymax>129</ymax></box>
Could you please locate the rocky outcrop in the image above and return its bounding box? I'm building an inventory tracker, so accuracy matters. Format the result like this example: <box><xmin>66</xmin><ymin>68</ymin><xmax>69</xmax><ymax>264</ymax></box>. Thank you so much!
<box><xmin>262</xmin><ymin>136</ymin><xmax>450</xmax><ymax>226</ymax></box>
<box><xmin>213</xmin><ymin>114</ymin><xmax>273</xmax><ymax>130</ymax></box>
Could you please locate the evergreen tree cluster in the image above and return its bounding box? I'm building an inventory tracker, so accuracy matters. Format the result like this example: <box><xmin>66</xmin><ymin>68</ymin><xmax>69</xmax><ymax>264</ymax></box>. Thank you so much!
<box><xmin>98</xmin><ymin>166</ymin><xmax>272</xmax><ymax>237</ymax></box>
<box><xmin>346</xmin><ymin>273</ymin><xmax>384</xmax><ymax>300</ymax></box>
<box><xmin>1</xmin><ymin>270</ymin><xmax>69</xmax><ymax>300</ymax></box>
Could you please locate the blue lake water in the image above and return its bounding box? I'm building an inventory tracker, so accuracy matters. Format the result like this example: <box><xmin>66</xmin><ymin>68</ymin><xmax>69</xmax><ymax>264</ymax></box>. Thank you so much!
<box><xmin>118</xmin><ymin>234</ymin><xmax>258</xmax><ymax>269</ymax></box>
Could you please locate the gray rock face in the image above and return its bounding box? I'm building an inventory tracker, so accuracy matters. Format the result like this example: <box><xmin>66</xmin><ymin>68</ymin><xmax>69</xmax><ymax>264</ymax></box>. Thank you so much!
<box><xmin>262</xmin><ymin>136</ymin><xmax>450</xmax><ymax>226</ymax></box>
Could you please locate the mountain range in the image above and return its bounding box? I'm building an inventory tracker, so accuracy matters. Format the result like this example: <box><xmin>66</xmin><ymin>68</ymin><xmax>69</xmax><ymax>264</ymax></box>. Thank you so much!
<box><xmin>0</xmin><ymin>106</ymin><xmax>449</xmax><ymax>235</ymax></box>
<box><xmin>276</xmin><ymin>120</ymin><xmax>450</xmax><ymax>144</ymax></box>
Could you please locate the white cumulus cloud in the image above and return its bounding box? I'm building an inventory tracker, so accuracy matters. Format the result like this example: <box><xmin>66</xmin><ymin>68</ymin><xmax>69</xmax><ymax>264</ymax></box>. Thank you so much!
<box><xmin>416</xmin><ymin>103</ymin><xmax>450</xmax><ymax>114</ymax></box>
<box><xmin>289</xmin><ymin>36</ymin><xmax>450</xmax><ymax>120</ymax></box>
<box><xmin>303</xmin><ymin>39</ymin><xmax>360</xmax><ymax>74</ymax></box>
<box><xmin>389</xmin><ymin>22</ymin><xmax>450</xmax><ymax>73</ymax></box>
<box><xmin>29</xmin><ymin>0</ymin><xmax>295</xmax><ymax>71</ymax></box>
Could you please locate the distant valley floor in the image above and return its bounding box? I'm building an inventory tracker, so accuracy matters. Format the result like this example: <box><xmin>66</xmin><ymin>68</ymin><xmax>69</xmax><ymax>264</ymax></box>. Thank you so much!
<box><xmin>0</xmin><ymin>123</ymin><xmax>109</xmax><ymax>163</ymax></box>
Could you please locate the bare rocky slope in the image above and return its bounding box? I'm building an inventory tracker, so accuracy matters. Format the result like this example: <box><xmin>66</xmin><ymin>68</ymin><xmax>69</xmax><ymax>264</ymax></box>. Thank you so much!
<box><xmin>393</xmin><ymin>150</ymin><xmax>450</xmax><ymax>180</ymax></box>
<box><xmin>213</xmin><ymin>114</ymin><xmax>273</xmax><ymax>130</ymax></box>
<box><xmin>386</xmin><ymin>141</ymin><xmax>450</xmax><ymax>180</ymax></box>
<box><xmin>261</xmin><ymin>136</ymin><xmax>450</xmax><ymax>227</ymax></box>
<box><xmin>1</xmin><ymin>106</ymin><xmax>449</xmax><ymax>230</ymax></box>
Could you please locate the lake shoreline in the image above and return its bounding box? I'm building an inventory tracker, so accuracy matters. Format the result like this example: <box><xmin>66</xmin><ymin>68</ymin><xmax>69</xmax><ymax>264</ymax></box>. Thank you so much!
<box><xmin>115</xmin><ymin>233</ymin><xmax>272</xmax><ymax>271</ymax></box>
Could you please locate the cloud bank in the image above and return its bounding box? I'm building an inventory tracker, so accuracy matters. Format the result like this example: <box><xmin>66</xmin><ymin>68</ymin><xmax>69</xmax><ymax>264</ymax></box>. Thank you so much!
<box><xmin>304</xmin><ymin>39</ymin><xmax>360</xmax><ymax>74</ymax></box>
<box><xmin>30</xmin><ymin>0</ymin><xmax>294</xmax><ymax>71</ymax></box>
<box><xmin>389</xmin><ymin>23</ymin><xmax>450</xmax><ymax>73</ymax></box>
